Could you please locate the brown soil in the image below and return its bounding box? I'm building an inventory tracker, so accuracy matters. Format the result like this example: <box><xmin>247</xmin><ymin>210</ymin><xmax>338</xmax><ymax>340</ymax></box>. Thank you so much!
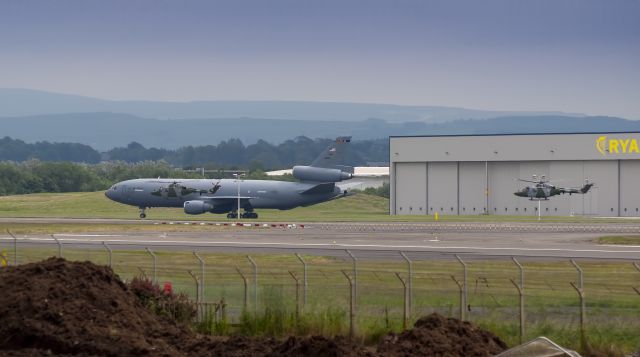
<box><xmin>378</xmin><ymin>313</ymin><xmax>508</xmax><ymax>357</ymax></box>
<box><xmin>0</xmin><ymin>258</ymin><xmax>507</xmax><ymax>356</ymax></box>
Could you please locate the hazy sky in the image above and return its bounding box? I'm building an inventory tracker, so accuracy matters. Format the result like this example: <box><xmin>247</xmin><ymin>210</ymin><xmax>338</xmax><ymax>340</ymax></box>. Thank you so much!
<box><xmin>1</xmin><ymin>0</ymin><xmax>639</xmax><ymax>118</ymax></box>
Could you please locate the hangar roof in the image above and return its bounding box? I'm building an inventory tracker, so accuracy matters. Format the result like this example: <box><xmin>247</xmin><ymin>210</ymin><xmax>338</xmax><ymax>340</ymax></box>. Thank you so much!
<box><xmin>390</xmin><ymin>131</ymin><xmax>640</xmax><ymax>162</ymax></box>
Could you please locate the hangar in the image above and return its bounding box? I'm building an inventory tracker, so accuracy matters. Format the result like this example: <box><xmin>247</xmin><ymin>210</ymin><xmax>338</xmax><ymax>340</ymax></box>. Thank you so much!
<box><xmin>390</xmin><ymin>132</ymin><xmax>640</xmax><ymax>217</ymax></box>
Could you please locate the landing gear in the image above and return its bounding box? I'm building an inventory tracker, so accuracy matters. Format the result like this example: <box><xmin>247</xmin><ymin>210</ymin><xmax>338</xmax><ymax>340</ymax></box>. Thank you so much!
<box><xmin>139</xmin><ymin>207</ymin><xmax>147</xmax><ymax>219</ymax></box>
<box><xmin>241</xmin><ymin>212</ymin><xmax>258</xmax><ymax>219</ymax></box>
<box><xmin>226</xmin><ymin>211</ymin><xmax>258</xmax><ymax>219</ymax></box>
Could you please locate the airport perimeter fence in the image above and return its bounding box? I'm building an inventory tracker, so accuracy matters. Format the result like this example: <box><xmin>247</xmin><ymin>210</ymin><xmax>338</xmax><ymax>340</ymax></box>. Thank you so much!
<box><xmin>1</xmin><ymin>234</ymin><xmax>640</xmax><ymax>347</ymax></box>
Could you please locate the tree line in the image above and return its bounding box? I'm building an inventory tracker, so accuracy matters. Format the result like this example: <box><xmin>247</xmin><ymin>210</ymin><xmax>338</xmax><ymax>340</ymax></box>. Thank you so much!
<box><xmin>0</xmin><ymin>136</ymin><xmax>388</xmax><ymax>169</ymax></box>
<box><xmin>0</xmin><ymin>161</ymin><xmax>284</xmax><ymax>196</ymax></box>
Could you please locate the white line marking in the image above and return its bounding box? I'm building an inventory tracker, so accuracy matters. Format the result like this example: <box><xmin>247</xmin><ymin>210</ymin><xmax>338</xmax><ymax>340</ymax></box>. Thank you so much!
<box><xmin>54</xmin><ymin>234</ymin><xmax>124</xmax><ymax>237</ymax></box>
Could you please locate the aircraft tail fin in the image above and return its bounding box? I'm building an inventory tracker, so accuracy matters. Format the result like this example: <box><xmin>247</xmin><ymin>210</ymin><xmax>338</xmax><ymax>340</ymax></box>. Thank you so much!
<box><xmin>581</xmin><ymin>182</ymin><xmax>594</xmax><ymax>193</ymax></box>
<box><xmin>310</xmin><ymin>136</ymin><xmax>352</xmax><ymax>170</ymax></box>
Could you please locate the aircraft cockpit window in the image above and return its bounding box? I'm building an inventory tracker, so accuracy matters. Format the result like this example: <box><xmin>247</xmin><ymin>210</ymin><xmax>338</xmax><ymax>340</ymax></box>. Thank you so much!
<box><xmin>112</xmin><ymin>186</ymin><xmax>118</xmax><ymax>191</ymax></box>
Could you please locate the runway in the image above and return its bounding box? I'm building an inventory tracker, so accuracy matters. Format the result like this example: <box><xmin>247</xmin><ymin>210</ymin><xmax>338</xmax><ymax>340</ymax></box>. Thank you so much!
<box><xmin>1</xmin><ymin>217</ymin><xmax>638</xmax><ymax>260</ymax></box>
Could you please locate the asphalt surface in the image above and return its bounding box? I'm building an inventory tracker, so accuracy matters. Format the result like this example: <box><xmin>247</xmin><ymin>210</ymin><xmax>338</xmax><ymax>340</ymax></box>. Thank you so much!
<box><xmin>1</xmin><ymin>217</ymin><xmax>639</xmax><ymax>260</ymax></box>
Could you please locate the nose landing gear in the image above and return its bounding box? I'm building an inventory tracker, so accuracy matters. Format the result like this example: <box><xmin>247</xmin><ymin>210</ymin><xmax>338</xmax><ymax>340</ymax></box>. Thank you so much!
<box><xmin>139</xmin><ymin>207</ymin><xmax>147</xmax><ymax>219</ymax></box>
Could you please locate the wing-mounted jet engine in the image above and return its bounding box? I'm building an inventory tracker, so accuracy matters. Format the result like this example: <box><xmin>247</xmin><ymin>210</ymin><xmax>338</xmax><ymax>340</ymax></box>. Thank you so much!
<box><xmin>184</xmin><ymin>200</ymin><xmax>214</xmax><ymax>214</ymax></box>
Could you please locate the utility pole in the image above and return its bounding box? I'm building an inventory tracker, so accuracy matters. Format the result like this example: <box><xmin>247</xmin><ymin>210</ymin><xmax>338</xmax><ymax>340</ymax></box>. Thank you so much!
<box><xmin>234</xmin><ymin>173</ymin><xmax>244</xmax><ymax>220</ymax></box>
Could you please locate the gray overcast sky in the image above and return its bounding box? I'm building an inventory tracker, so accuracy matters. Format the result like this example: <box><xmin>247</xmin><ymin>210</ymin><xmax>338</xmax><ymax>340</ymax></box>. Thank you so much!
<box><xmin>1</xmin><ymin>0</ymin><xmax>639</xmax><ymax>119</ymax></box>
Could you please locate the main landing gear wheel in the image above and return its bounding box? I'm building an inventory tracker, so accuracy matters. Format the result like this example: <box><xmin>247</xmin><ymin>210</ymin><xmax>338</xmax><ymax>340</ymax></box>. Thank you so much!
<box><xmin>139</xmin><ymin>208</ymin><xmax>147</xmax><ymax>219</ymax></box>
<box><xmin>227</xmin><ymin>212</ymin><xmax>238</xmax><ymax>219</ymax></box>
<box><xmin>241</xmin><ymin>212</ymin><xmax>258</xmax><ymax>219</ymax></box>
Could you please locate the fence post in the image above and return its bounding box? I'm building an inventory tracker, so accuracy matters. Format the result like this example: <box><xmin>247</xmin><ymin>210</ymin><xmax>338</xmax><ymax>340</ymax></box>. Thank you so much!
<box><xmin>395</xmin><ymin>272</ymin><xmax>409</xmax><ymax>330</ymax></box>
<box><xmin>450</xmin><ymin>275</ymin><xmax>464</xmax><ymax>321</ymax></box>
<box><xmin>6</xmin><ymin>230</ymin><xmax>17</xmax><ymax>266</ymax></box>
<box><xmin>188</xmin><ymin>270</ymin><xmax>200</xmax><ymax>321</ymax></box>
<box><xmin>51</xmin><ymin>235</ymin><xmax>62</xmax><ymax>258</ymax></box>
<box><xmin>400</xmin><ymin>252</ymin><xmax>412</xmax><ymax>317</ymax></box>
<box><xmin>341</xmin><ymin>269</ymin><xmax>356</xmax><ymax>339</ymax></box>
<box><xmin>145</xmin><ymin>247</ymin><xmax>157</xmax><ymax>284</ymax></box>
<box><xmin>193</xmin><ymin>251</ymin><xmax>205</xmax><ymax>303</ymax></box>
<box><xmin>137</xmin><ymin>267</ymin><xmax>148</xmax><ymax>280</ymax></box>
<box><xmin>102</xmin><ymin>242</ymin><xmax>112</xmax><ymax>268</ymax></box>
<box><xmin>634</xmin><ymin>262</ymin><xmax>640</xmax><ymax>295</ymax></box>
<box><xmin>570</xmin><ymin>259</ymin><xmax>587</xmax><ymax>351</ymax></box>
<box><xmin>511</xmin><ymin>257</ymin><xmax>525</xmax><ymax>344</ymax></box>
<box><xmin>236</xmin><ymin>267</ymin><xmax>248</xmax><ymax>313</ymax></box>
<box><xmin>295</xmin><ymin>253</ymin><xmax>308</xmax><ymax>308</ymax></box>
<box><xmin>288</xmin><ymin>271</ymin><xmax>300</xmax><ymax>326</ymax></box>
<box><xmin>455</xmin><ymin>255</ymin><xmax>468</xmax><ymax>319</ymax></box>
<box><xmin>345</xmin><ymin>250</ymin><xmax>357</xmax><ymax>303</ymax></box>
<box><xmin>247</xmin><ymin>255</ymin><xmax>258</xmax><ymax>317</ymax></box>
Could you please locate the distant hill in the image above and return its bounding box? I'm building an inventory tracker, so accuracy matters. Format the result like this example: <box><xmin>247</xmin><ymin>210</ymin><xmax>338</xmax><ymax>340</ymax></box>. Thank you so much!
<box><xmin>0</xmin><ymin>88</ymin><xmax>583</xmax><ymax>122</ymax></box>
<box><xmin>0</xmin><ymin>113</ymin><xmax>638</xmax><ymax>150</ymax></box>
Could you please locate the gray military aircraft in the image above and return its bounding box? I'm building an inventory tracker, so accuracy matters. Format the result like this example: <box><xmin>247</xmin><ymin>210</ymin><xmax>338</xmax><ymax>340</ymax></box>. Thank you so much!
<box><xmin>105</xmin><ymin>137</ymin><xmax>354</xmax><ymax>219</ymax></box>
<box><xmin>514</xmin><ymin>175</ymin><xmax>594</xmax><ymax>200</ymax></box>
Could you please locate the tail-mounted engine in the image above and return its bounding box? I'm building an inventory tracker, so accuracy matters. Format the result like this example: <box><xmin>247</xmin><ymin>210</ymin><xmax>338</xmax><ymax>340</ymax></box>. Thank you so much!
<box><xmin>292</xmin><ymin>166</ymin><xmax>352</xmax><ymax>182</ymax></box>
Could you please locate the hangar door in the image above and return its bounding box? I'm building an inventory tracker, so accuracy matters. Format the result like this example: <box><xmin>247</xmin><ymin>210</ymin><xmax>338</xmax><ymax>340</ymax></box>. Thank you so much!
<box><xmin>620</xmin><ymin>160</ymin><xmax>640</xmax><ymax>217</ymax></box>
<box><xmin>428</xmin><ymin>162</ymin><xmax>458</xmax><ymax>215</ymax></box>
<box><xmin>394</xmin><ymin>163</ymin><xmax>427</xmax><ymax>215</ymax></box>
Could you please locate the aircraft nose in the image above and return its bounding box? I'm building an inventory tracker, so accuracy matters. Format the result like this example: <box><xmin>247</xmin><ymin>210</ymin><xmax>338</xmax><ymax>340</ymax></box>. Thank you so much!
<box><xmin>105</xmin><ymin>187</ymin><xmax>117</xmax><ymax>201</ymax></box>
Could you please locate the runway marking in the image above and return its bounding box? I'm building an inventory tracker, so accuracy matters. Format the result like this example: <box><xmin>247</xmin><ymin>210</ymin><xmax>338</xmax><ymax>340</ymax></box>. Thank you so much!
<box><xmin>54</xmin><ymin>234</ymin><xmax>125</xmax><ymax>237</ymax></box>
<box><xmin>3</xmin><ymin>237</ymin><xmax>640</xmax><ymax>254</ymax></box>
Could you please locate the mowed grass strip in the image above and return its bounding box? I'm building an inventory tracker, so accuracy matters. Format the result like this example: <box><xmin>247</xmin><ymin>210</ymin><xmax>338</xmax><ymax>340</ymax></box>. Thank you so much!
<box><xmin>1</xmin><ymin>191</ymin><xmax>639</xmax><ymax>223</ymax></box>
<box><xmin>598</xmin><ymin>235</ymin><xmax>640</xmax><ymax>245</ymax></box>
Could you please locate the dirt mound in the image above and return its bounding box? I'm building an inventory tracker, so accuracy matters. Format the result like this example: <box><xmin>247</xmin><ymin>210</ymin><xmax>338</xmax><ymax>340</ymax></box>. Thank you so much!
<box><xmin>378</xmin><ymin>313</ymin><xmax>507</xmax><ymax>357</ymax></box>
<box><xmin>268</xmin><ymin>335</ymin><xmax>376</xmax><ymax>357</ymax></box>
<box><xmin>0</xmin><ymin>257</ymin><xmax>189</xmax><ymax>356</ymax></box>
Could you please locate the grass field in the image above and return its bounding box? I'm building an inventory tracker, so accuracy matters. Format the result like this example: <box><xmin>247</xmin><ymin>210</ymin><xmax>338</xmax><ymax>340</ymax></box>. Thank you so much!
<box><xmin>598</xmin><ymin>235</ymin><xmax>640</xmax><ymax>245</ymax></box>
<box><xmin>2</xmin><ymin>246</ymin><xmax>639</xmax><ymax>355</ymax></box>
<box><xmin>1</xmin><ymin>191</ymin><xmax>638</xmax><ymax>223</ymax></box>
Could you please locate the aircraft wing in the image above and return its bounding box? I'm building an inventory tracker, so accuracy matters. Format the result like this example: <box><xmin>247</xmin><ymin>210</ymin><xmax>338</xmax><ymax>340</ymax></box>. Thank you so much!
<box><xmin>197</xmin><ymin>196</ymin><xmax>254</xmax><ymax>204</ymax></box>
<box><xmin>299</xmin><ymin>182</ymin><xmax>336</xmax><ymax>195</ymax></box>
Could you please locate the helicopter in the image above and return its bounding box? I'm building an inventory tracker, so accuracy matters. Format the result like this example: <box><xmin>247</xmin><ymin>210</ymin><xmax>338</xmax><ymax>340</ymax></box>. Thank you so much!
<box><xmin>514</xmin><ymin>175</ymin><xmax>594</xmax><ymax>200</ymax></box>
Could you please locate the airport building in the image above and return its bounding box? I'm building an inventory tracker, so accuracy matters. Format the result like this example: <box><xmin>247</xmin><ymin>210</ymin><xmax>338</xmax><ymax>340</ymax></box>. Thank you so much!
<box><xmin>390</xmin><ymin>132</ymin><xmax>640</xmax><ymax>217</ymax></box>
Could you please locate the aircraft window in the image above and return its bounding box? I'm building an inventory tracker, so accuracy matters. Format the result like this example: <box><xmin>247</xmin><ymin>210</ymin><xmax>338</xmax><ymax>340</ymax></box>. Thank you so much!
<box><xmin>430</xmin><ymin>207</ymin><xmax>433</xmax><ymax>211</ymax></box>
<box><xmin>494</xmin><ymin>207</ymin><xmax>497</xmax><ymax>212</ymax></box>
<box><xmin>546</xmin><ymin>208</ymin><xmax>549</xmax><ymax>211</ymax></box>
<box><xmin>440</xmin><ymin>207</ymin><xmax>443</xmax><ymax>211</ymax></box>
<box><xmin>504</xmin><ymin>207</ymin><xmax>507</xmax><ymax>212</ymax></box>
<box><xmin>450</xmin><ymin>207</ymin><xmax>453</xmax><ymax>212</ymax></box>
<box><xmin>515</xmin><ymin>208</ymin><xmax>518</xmax><ymax>212</ymax></box>
<box><xmin>112</xmin><ymin>186</ymin><xmax>118</xmax><ymax>190</ymax></box>
<box><xmin>462</xmin><ymin>207</ymin><xmax>466</xmax><ymax>211</ymax></box>
<box><xmin>473</xmin><ymin>207</ymin><xmax>476</xmax><ymax>211</ymax></box>
<box><xmin>409</xmin><ymin>207</ymin><xmax>413</xmax><ymax>211</ymax></box>
<box><xmin>399</xmin><ymin>207</ymin><xmax>403</xmax><ymax>211</ymax></box>
<box><xmin>636</xmin><ymin>208</ymin><xmax>638</xmax><ymax>212</ymax></box>
<box><xmin>554</xmin><ymin>208</ymin><xmax>557</xmax><ymax>211</ymax></box>
<box><xmin>611</xmin><ymin>208</ymin><xmax>614</xmax><ymax>212</ymax></box>
<box><xmin>624</xmin><ymin>208</ymin><xmax>627</xmax><ymax>212</ymax></box>
<box><xmin>419</xmin><ymin>207</ymin><xmax>422</xmax><ymax>211</ymax></box>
